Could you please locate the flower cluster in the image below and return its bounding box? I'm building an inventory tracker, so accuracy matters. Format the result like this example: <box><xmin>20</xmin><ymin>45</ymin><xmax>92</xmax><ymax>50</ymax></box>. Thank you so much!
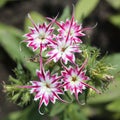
<box><xmin>21</xmin><ymin>13</ymin><xmax>100</xmax><ymax>114</ymax></box>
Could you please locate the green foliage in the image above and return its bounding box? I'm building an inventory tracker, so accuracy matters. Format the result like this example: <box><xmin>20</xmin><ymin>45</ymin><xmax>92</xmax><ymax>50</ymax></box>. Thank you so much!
<box><xmin>64</xmin><ymin>104</ymin><xmax>88</xmax><ymax>120</ymax></box>
<box><xmin>0</xmin><ymin>25</ymin><xmax>23</xmax><ymax>61</ymax></box>
<box><xmin>4</xmin><ymin>64</ymin><xmax>32</xmax><ymax>107</ymax></box>
<box><xmin>75</xmin><ymin>0</ymin><xmax>99</xmax><ymax>22</ymax></box>
<box><xmin>109</xmin><ymin>15</ymin><xmax>120</xmax><ymax>28</ymax></box>
<box><xmin>0</xmin><ymin>23</ymin><xmax>38</xmax><ymax>76</ymax></box>
<box><xmin>0</xmin><ymin>0</ymin><xmax>8</xmax><ymax>7</ymax></box>
<box><xmin>105</xmin><ymin>53</ymin><xmax>120</xmax><ymax>74</ymax></box>
<box><xmin>88</xmin><ymin>77</ymin><xmax>120</xmax><ymax>104</ymax></box>
<box><xmin>4</xmin><ymin>103</ymin><xmax>46</xmax><ymax>120</ymax></box>
<box><xmin>79</xmin><ymin>45</ymin><xmax>113</xmax><ymax>91</ymax></box>
<box><xmin>50</xmin><ymin>102</ymin><xmax>67</xmax><ymax>117</ymax></box>
<box><xmin>58</xmin><ymin>6</ymin><xmax>70</xmax><ymax>21</ymax></box>
<box><xmin>106</xmin><ymin>0</ymin><xmax>120</xmax><ymax>10</ymax></box>
<box><xmin>88</xmin><ymin>54</ymin><xmax>120</xmax><ymax>104</ymax></box>
<box><xmin>106</xmin><ymin>0</ymin><xmax>120</xmax><ymax>28</ymax></box>
<box><xmin>50</xmin><ymin>102</ymin><xmax>88</xmax><ymax>120</ymax></box>
<box><xmin>106</xmin><ymin>98</ymin><xmax>120</xmax><ymax>112</ymax></box>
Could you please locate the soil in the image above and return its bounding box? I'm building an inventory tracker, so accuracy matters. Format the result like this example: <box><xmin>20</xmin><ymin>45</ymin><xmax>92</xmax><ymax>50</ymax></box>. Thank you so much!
<box><xmin>0</xmin><ymin>0</ymin><xmax>120</xmax><ymax>120</ymax></box>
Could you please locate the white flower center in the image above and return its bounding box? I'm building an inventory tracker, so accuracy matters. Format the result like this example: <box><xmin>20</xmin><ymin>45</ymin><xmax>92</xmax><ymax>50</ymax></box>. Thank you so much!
<box><xmin>34</xmin><ymin>31</ymin><xmax>47</xmax><ymax>44</ymax></box>
<box><xmin>69</xmin><ymin>74</ymin><xmax>80</xmax><ymax>86</ymax></box>
<box><xmin>41</xmin><ymin>81</ymin><xmax>52</xmax><ymax>93</ymax></box>
<box><xmin>38</xmin><ymin>33</ymin><xmax>46</xmax><ymax>41</ymax></box>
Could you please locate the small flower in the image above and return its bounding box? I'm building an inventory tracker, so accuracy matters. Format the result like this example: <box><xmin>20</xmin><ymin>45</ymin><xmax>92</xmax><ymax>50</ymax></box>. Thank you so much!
<box><xmin>20</xmin><ymin>69</ymin><xmax>65</xmax><ymax>114</ymax></box>
<box><xmin>34</xmin><ymin>70</ymin><xmax>64</xmax><ymax>106</ymax></box>
<box><xmin>46</xmin><ymin>36</ymin><xmax>81</xmax><ymax>64</ymax></box>
<box><xmin>23</xmin><ymin>14</ymin><xmax>54</xmax><ymax>51</ymax></box>
<box><xmin>61</xmin><ymin>59</ymin><xmax>100</xmax><ymax>102</ymax></box>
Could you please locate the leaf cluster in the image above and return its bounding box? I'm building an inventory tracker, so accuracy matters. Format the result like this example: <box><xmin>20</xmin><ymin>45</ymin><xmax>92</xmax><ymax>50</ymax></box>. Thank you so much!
<box><xmin>4</xmin><ymin>64</ymin><xmax>33</xmax><ymax>107</ymax></box>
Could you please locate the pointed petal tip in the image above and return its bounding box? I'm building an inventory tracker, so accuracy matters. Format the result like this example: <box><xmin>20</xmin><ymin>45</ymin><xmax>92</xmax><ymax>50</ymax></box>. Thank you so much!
<box><xmin>78</xmin><ymin>100</ymin><xmax>86</xmax><ymax>106</ymax></box>
<box><xmin>74</xmin><ymin>92</ymin><xmax>86</xmax><ymax>105</ymax></box>
<box><xmin>36</xmin><ymin>69</ymin><xmax>40</xmax><ymax>73</ymax></box>
<box><xmin>19</xmin><ymin>40</ymin><xmax>25</xmax><ymax>52</ymax></box>
<box><xmin>27</xmin><ymin>13</ymin><xmax>31</xmax><ymax>19</ymax></box>
<box><xmin>38</xmin><ymin>108</ymin><xmax>44</xmax><ymax>115</ymax></box>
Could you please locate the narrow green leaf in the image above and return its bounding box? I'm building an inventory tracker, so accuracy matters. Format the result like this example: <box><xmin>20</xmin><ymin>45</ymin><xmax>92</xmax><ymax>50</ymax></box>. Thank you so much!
<box><xmin>0</xmin><ymin>23</ymin><xmax>38</xmax><ymax>76</ymax></box>
<box><xmin>0</xmin><ymin>23</ymin><xmax>23</xmax><ymax>36</ymax></box>
<box><xmin>106</xmin><ymin>0</ymin><xmax>120</xmax><ymax>10</ymax></box>
<box><xmin>104</xmin><ymin>53</ymin><xmax>120</xmax><ymax>74</ymax></box>
<box><xmin>106</xmin><ymin>98</ymin><xmax>120</xmax><ymax>112</ymax></box>
<box><xmin>4</xmin><ymin>111</ymin><xmax>21</xmax><ymax>120</ymax></box>
<box><xmin>88</xmin><ymin>77</ymin><xmax>120</xmax><ymax>104</ymax></box>
<box><xmin>75</xmin><ymin>0</ymin><xmax>99</xmax><ymax>21</ymax></box>
<box><xmin>59</xmin><ymin>6</ymin><xmax>70</xmax><ymax>21</ymax></box>
<box><xmin>0</xmin><ymin>29</ymin><xmax>22</xmax><ymax>61</ymax></box>
<box><xmin>0</xmin><ymin>0</ymin><xmax>8</xmax><ymax>7</ymax></box>
<box><xmin>109</xmin><ymin>15</ymin><xmax>120</xmax><ymax>28</ymax></box>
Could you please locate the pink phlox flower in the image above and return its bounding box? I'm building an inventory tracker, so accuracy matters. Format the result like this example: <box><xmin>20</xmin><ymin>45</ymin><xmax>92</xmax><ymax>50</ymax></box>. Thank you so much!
<box><xmin>46</xmin><ymin>36</ymin><xmax>81</xmax><ymax>64</ymax></box>
<box><xmin>62</xmin><ymin>67</ymin><xmax>88</xmax><ymax>94</ymax></box>
<box><xmin>23</xmin><ymin>15</ymin><xmax>55</xmax><ymax>51</ymax></box>
<box><xmin>33</xmin><ymin>70</ymin><xmax>64</xmax><ymax>107</ymax></box>
<box><xmin>61</xmin><ymin>59</ymin><xmax>100</xmax><ymax>102</ymax></box>
<box><xmin>20</xmin><ymin>69</ymin><xmax>65</xmax><ymax>114</ymax></box>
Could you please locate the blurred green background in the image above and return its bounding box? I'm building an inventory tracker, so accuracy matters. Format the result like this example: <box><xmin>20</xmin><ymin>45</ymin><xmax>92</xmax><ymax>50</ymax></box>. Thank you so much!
<box><xmin>0</xmin><ymin>0</ymin><xmax>120</xmax><ymax>120</ymax></box>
